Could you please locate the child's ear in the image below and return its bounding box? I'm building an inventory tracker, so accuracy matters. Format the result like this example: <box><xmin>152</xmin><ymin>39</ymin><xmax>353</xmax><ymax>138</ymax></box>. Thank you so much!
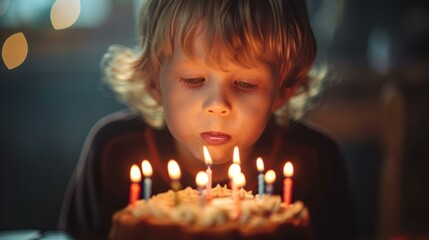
<box><xmin>146</xmin><ymin>79</ymin><xmax>162</xmax><ymax>104</ymax></box>
<box><xmin>271</xmin><ymin>85</ymin><xmax>298</xmax><ymax>111</ymax></box>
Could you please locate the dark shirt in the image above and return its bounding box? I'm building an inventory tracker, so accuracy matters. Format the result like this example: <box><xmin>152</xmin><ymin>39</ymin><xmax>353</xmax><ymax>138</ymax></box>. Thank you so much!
<box><xmin>58</xmin><ymin>109</ymin><xmax>358</xmax><ymax>239</ymax></box>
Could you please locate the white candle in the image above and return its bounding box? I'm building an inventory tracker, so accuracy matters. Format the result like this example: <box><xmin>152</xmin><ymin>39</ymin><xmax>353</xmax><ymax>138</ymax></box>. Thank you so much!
<box><xmin>235</xmin><ymin>172</ymin><xmax>246</xmax><ymax>199</ymax></box>
<box><xmin>168</xmin><ymin>159</ymin><xmax>181</xmax><ymax>181</ymax></box>
<box><xmin>228</xmin><ymin>163</ymin><xmax>241</xmax><ymax>218</ymax></box>
<box><xmin>196</xmin><ymin>171</ymin><xmax>208</xmax><ymax>206</ymax></box>
<box><xmin>228</xmin><ymin>163</ymin><xmax>241</xmax><ymax>204</ymax></box>
<box><xmin>168</xmin><ymin>159</ymin><xmax>182</xmax><ymax>206</ymax></box>
<box><xmin>228</xmin><ymin>163</ymin><xmax>241</xmax><ymax>179</ymax></box>
<box><xmin>203</xmin><ymin>146</ymin><xmax>212</xmax><ymax>197</ymax></box>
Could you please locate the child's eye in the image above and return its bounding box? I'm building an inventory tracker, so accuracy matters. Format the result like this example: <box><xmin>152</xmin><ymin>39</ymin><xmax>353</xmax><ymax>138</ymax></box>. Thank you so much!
<box><xmin>179</xmin><ymin>77</ymin><xmax>205</xmax><ymax>87</ymax></box>
<box><xmin>234</xmin><ymin>80</ymin><xmax>257</xmax><ymax>90</ymax></box>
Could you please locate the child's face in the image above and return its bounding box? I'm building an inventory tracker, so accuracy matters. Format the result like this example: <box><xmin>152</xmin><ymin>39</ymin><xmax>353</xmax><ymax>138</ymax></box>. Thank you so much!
<box><xmin>156</xmin><ymin>38</ymin><xmax>283</xmax><ymax>165</ymax></box>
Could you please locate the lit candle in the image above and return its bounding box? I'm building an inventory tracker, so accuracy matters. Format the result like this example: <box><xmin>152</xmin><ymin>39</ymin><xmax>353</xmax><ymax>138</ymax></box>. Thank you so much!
<box><xmin>141</xmin><ymin>160</ymin><xmax>153</xmax><ymax>200</ymax></box>
<box><xmin>168</xmin><ymin>159</ymin><xmax>181</xmax><ymax>188</ymax></box>
<box><xmin>235</xmin><ymin>172</ymin><xmax>246</xmax><ymax>200</ymax></box>
<box><xmin>256</xmin><ymin>157</ymin><xmax>265</xmax><ymax>198</ymax></box>
<box><xmin>264</xmin><ymin>169</ymin><xmax>276</xmax><ymax>195</ymax></box>
<box><xmin>203</xmin><ymin>146</ymin><xmax>212</xmax><ymax>198</ymax></box>
<box><xmin>233</xmin><ymin>146</ymin><xmax>240</xmax><ymax>165</ymax></box>
<box><xmin>228</xmin><ymin>163</ymin><xmax>241</xmax><ymax>202</ymax></box>
<box><xmin>228</xmin><ymin>163</ymin><xmax>241</xmax><ymax>179</ymax></box>
<box><xmin>168</xmin><ymin>159</ymin><xmax>182</xmax><ymax>206</ymax></box>
<box><xmin>283</xmin><ymin>161</ymin><xmax>294</xmax><ymax>206</ymax></box>
<box><xmin>129</xmin><ymin>164</ymin><xmax>141</xmax><ymax>205</ymax></box>
<box><xmin>196</xmin><ymin>171</ymin><xmax>208</xmax><ymax>206</ymax></box>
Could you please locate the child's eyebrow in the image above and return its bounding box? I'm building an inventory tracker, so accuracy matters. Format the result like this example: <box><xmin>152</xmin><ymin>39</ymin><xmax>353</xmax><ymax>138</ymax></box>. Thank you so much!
<box><xmin>169</xmin><ymin>59</ymin><xmax>203</xmax><ymax>69</ymax></box>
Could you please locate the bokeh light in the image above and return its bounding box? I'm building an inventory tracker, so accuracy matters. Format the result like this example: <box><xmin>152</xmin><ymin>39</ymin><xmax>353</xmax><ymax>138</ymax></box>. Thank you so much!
<box><xmin>367</xmin><ymin>26</ymin><xmax>392</xmax><ymax>75</ymax></box>
<box><xmin>2</xmin><ymin>32</ymin><xmax>28</xmax><ymax>70</ymax></box>
<box><xmin>50</xmin><ymin>0</ymin><xmax>81</xmax><ymax>30</ymax></box>
<box><xmin>0</xmin><ymin>0</ymin><xmax>9</xmax><ymax>17</ymax></box>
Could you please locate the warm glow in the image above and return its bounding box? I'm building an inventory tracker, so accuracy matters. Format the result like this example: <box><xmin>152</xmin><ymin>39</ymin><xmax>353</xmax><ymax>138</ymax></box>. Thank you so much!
<box><xmin>256</xmin><ymin>157</ymin><xmax>264</xmax><ymax>172</ymax></box>
<box><xmin>195</xmin><ymin>171</ymin><xmax>208</xmax><ymax>187</ymax></box>
<box><xmin>50</xmin><ymin>0</ymin><xmax>81</xmax><ymax>30</ymax></box>
<box><xmin>2</xmin><ymin>32</ymin><xmax>28</xmax><ymax>70</ymax></box>
<box><xmin>235</xmin><ymin>172</ymin><xmax>246</xmax><ymax>188</ymax></box>
<box><xmin>203</xmin><ymin>146</ymin><xmax>212</xmax><ymax>165</ymax></box>
<box><xmin>228</xmin><ymin>163</ymin><xmax>241</xmax><ymax>179</ymax></box>
<box><xmin>233</xmin><ymin>146</ymin><xmax>240</xmax><ymax>164</ymax></box>
<box><xmin>283</xmin><ymin>162</ymin><xmax>294</xmax><ymax>177</ymax></box>
<box><xmin>141</xmin><ymin>160</ymin><xmax>153</xmax><ymax>177</ymax></box>
<box><xmin>130</xmin><ymin>164</ymin><xmax>141</xmax><ymax>183</ymax></box>
<box><xmin>264</xmin><ymin>170</ymin><xmax>276</xmax><ymax>184</ymax></box>
<box><xmin>168</xmin><ymin>160</ymin><xmax>181</xmax><ymax>180</ymax></box>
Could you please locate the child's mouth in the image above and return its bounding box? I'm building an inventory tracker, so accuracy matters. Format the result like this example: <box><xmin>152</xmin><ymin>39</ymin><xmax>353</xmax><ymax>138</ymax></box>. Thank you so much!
<box><xmin>200</xmin><ymin>131</ymin><xmax>231</xmax><ymax>145</ymax></box>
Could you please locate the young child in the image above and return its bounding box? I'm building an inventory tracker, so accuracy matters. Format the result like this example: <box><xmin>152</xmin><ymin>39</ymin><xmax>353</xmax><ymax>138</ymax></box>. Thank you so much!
<box><xmin>59</xmin><ymin>0</ymin><xmax>357</xmax><ymax>239</ymax></box>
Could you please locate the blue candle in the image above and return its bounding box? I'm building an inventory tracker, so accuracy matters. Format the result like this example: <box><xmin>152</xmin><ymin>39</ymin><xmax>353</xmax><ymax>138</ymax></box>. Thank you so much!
<box><xmin>144</xmin><ymin>177</ymin><xmax>152</xmax><ymax>200</ymax></box>
<box><xmin>141</xmin><ymin>160</ymin><xmax>153</xmax><ymax>200</ymax></box>
<box><xmin>258</xmin><ymin>173</ymin><xmax>265</xmax><ymax>197</ymax></box>
<box><xmin>264</xmin><ymin>170</ymin><xmax>276</xmax><ymax>196</ymax></box>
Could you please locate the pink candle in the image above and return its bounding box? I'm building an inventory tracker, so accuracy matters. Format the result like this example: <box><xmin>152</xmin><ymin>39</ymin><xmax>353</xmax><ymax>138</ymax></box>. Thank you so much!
<box><xmin>129</xmin><ymin>164</ymin><xmax>141</xmax><ymax>205</ymax></box>
<box><xmin>283</xmin><ymin>162</ymin><xmax>294</xmax><ymax>206</ymax></box>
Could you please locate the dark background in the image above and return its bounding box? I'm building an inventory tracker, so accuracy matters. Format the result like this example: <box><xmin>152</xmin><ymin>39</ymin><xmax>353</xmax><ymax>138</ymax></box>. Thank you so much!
<box><xmin>1</xmin><ymin>0</ymin><xmax>428</xmax><ymax>238</ymax></box>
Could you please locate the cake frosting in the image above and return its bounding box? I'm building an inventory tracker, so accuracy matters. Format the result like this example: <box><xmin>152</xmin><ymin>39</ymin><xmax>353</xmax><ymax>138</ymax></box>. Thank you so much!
<box><xmin>109</xmin><ymin>184</ymin><xmax>312</xmax><ymax>240</ymax></box>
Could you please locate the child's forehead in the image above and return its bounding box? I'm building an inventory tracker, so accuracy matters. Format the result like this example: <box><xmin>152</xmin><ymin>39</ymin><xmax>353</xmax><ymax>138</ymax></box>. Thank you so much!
<box><xmin>171</xmin><ymin>29</ymin><xmax>274</xmax><ymax>73</ymax></box>
<box><xmin>170</xmin><ymin>41</ymin><xmax>273</xmax><ymax>74</ymax></box>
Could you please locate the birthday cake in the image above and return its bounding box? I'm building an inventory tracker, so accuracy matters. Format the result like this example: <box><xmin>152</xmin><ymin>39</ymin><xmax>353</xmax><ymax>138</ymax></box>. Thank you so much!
<box><xmin>109</xmin><ymin>184</ymin><xmax>312</xmax><ymax>240</ymax></box>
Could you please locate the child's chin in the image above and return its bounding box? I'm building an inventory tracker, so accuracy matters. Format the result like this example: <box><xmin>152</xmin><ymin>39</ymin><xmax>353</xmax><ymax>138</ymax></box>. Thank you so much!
<box><xmin>211</xmin><ymin>158</ymin><xmax>232</xmax><ymax>165</ymax></box>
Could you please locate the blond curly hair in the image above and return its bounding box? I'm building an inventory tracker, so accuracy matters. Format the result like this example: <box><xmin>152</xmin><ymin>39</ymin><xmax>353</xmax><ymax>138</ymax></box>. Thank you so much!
<box><xmin>102</xmin><ymin>0</ymin><xmax>321</xmax><ymax>128</ymax></box>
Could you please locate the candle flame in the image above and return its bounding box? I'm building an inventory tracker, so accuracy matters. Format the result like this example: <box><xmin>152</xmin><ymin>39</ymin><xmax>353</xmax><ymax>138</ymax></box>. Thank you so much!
<box><xmin>256</xmin><ymin>157</ymin><xmax>264</xmax><ymax>172</ymax></box>
<box><xmin>264</xmin><ymin>170</ymin><xmax>276</xmax><ymax>184</ymax></box>
<box><xmin>235</xmin><ymin>172</ymin><xmax>246</xmax><ymax>187</ymax></box>
<box><xmin>168</xmin><ymin>159</ymin><xmax>181</xmax><ymax>180</ymax></box>
<box><xmin>196</xmin><ymin>171</ymin><xmax>208</xmax><ymax>187</ymax></box>
<box><xmin>203</xmin><ymin>146</ymin><xmax>212</xmax><ymax>165</ymax></box>
<box><xmin>130</xmin><ymin>164</ymin><xmax>141</xmax><ymax>182</ymax></box>
<box><xmin>141</xmin><ymin>160</ymin><xmax>153</xmax><ymax>177</ymax></box>
<box><xmin>228</xmin><ymin>163</ymin><xmax>241</xmax><ymax>179</ymax></box>
<box><xmin>283</xmin><ymin>162</ymin><xmax>294</xmax><ymax>177</ymax></box>
<box><xmin>233</xmin><ymin>146</ymin><xmax>240</xmax><ymax>164</ymax></box>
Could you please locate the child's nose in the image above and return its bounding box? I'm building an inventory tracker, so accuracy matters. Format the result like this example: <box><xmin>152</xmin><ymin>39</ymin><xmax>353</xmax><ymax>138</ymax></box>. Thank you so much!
<box><xmin>203</xmin><ymin>85</ymin><xmax>231</xmax><ymax>116</ymax></box>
